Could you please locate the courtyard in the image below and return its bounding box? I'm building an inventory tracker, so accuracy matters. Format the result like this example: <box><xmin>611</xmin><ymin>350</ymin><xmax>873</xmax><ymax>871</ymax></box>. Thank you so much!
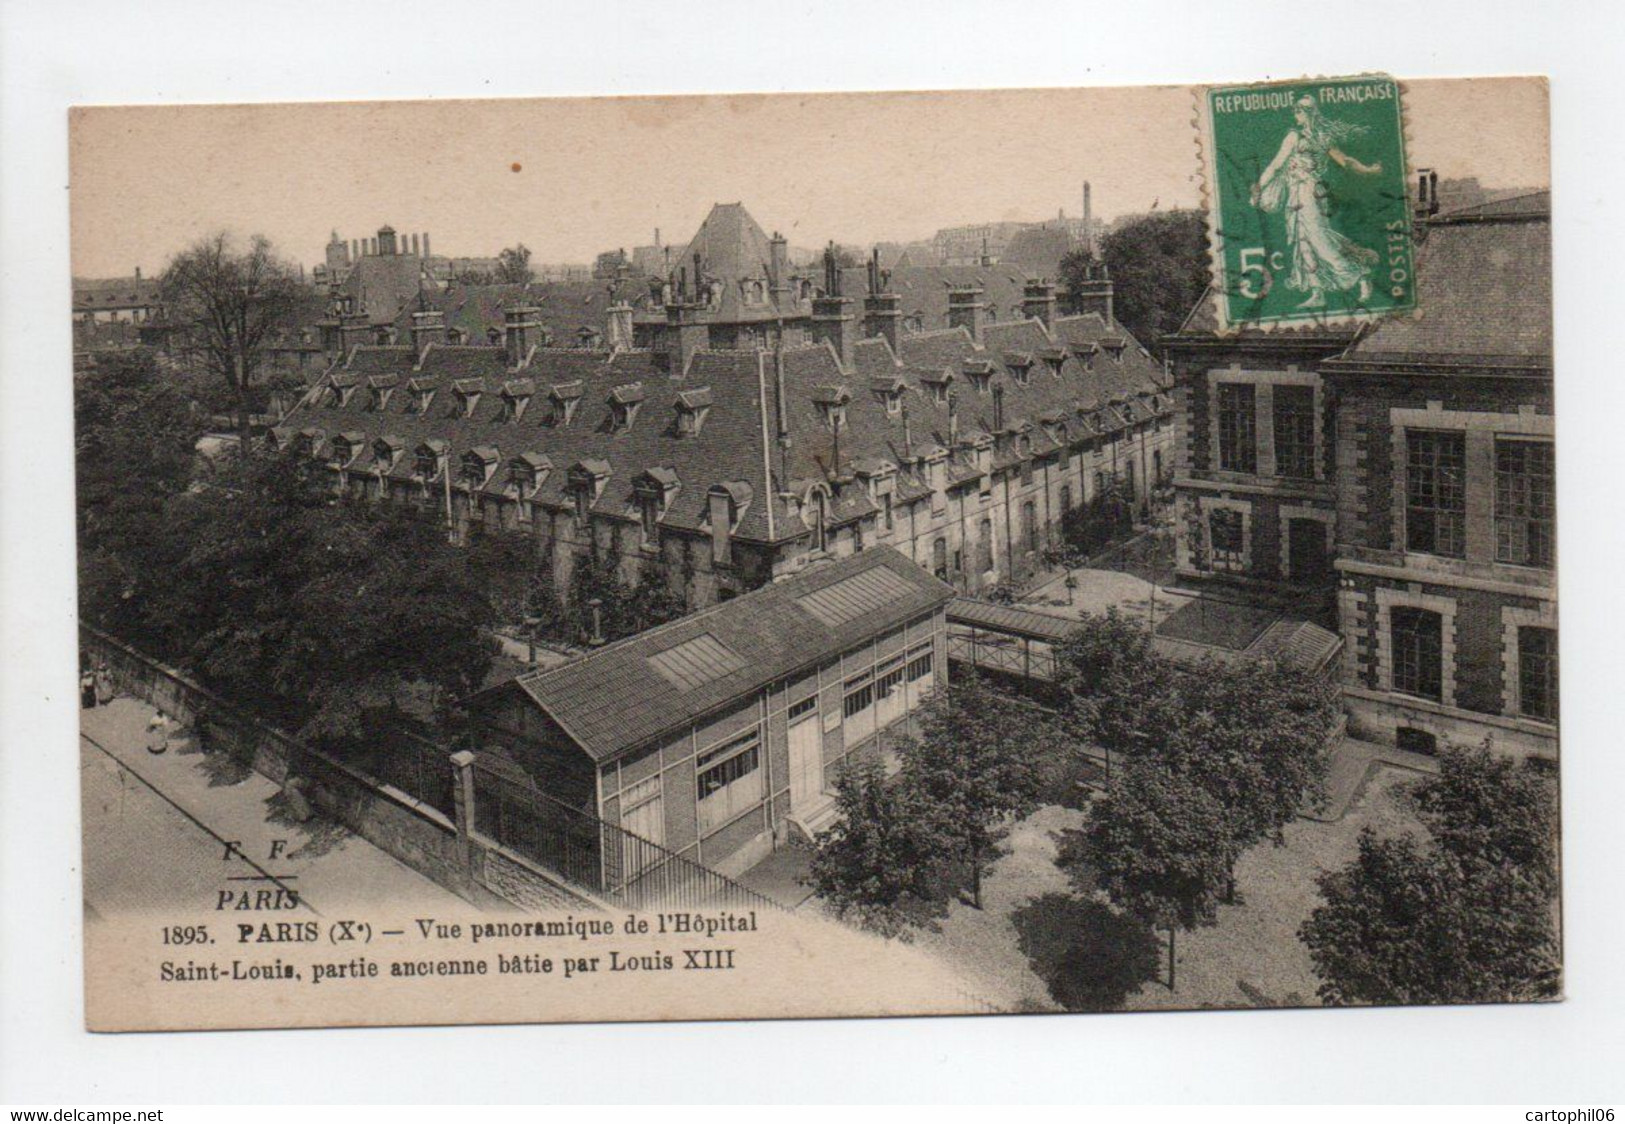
<box><xmin>906</xmin><ymin>740</ymin><xmax>1435</xmax><ymax>1013</ymax></box>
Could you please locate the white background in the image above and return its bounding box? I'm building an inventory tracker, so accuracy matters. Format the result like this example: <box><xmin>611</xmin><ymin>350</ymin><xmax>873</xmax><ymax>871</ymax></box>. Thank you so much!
<box><xmin>3</xmin><ymin>0</ymin><xmax>1623</xmax><ymax>1105</ymax></box>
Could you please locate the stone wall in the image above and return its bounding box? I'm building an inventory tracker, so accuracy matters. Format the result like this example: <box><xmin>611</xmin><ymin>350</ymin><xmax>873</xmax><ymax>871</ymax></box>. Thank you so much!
<box><xmin>79</xmin><ymin>623</ymin><xmax>604</xmax><ymax>910</ymax></box>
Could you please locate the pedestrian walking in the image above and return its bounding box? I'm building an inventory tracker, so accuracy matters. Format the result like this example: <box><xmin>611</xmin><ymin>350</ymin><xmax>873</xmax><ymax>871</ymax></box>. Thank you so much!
<box><xmin>94</xmin><ymin>663</ymin><xmax>114</xmax><ymax>706</ymax></box>
<box><xmin>146</xmin><ymin>710</ymin><xmax>170</xmax><ymax>756</ymax></box>
<box><xmin>80</xmin><ymin>669</ymin><xmax>97</xmax><ymax>709</ymax></box>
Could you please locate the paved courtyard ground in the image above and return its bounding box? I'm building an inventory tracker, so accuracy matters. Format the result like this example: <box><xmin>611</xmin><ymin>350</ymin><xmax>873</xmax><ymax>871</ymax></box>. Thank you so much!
<box><xmin>908</xmin><ymin>743</ymin><xmax>1434</xmax><ymax>1013</ymax></box>
<box><xmin>80</xmin><ymin>697</ymin><xmax>465</xmax><ymax>920</ymax></box>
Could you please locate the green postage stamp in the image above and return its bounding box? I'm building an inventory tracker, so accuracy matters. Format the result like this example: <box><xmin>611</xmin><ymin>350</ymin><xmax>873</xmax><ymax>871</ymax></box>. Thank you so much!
<box><xmin>1200</xmin><ymin>74</ymin><xmax>1415</xmax><ymax>330</ymax></box>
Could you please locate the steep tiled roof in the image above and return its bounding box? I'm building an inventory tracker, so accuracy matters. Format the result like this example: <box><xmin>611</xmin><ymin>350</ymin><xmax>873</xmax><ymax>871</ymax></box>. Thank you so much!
<box><xmin>1332</xmin><ymin>211</ymin><xmax>1552</xmax><ymax>371</ymax></box>
<box><xmin>680</xmin><ymin>203</ymin><xmax>776</xmax><ymax>286</ymax></box>
<box><xmin>500</xmin><ymin>547</ymin><xmax>954</xmax><ymax>762</ymax></box>
<box><xmin>1167</xmin><ymin>284</ymin><xmax>1365</xmax><ymax>344</ymax></box>
<box><xmin>840</xmin><ymin>265</ymin><xmax>1038</xmax><ymax>331</ymax></box>
<box><xmin>277</xmin><ymin>341</ymin><xmax>780</xmax><ymax>540</ymax></box>
<box><xmin>72</xmin><ymin>275</ymin><xmax>161</xmax><ymax>311</ymax></box>
<box><xmin>342</xmin><ymin>254</ymin><xmax>437</xmax><ymax>327</ymax></box>
<box><xmin>1436</xmin><ymin>190</ymin><xmax>1550</xmax><ymax>220</ymax></box>
<box><xmin>397</xmin><ymin>280</ymin><xmax>616</xmax><ymax>347</ymax></box>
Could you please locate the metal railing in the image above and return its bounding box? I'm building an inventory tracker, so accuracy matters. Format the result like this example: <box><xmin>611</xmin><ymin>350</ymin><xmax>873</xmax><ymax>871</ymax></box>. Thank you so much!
<box><xmin>472</xmin><ymin>761</ymin><xmax>786</xmax><ymax>914</ymax></box>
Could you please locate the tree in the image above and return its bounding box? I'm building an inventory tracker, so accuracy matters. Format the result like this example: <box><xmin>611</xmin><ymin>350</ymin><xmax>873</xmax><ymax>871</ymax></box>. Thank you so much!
<box><xmin>900</xmin><ymin>676</ymin><xmax>1049</xmax><ymax>909</ymax></box>
<box><xmin>1300</xmin><ymin>746</ymin><xmax>1561</xmax><ymax>1005</ymax></box>
<box><xmin>159</xmin><ymin>234</ymin><xmax>303</xmax><ymax>458</ymax></box>
<box><xmin>1060</xmin><ymin>210</ymin><xmax>1209</xmax><ymax>349</ymax></box>
<box><xmin>149</xmin><ymin>450</ymin><xmax>496</xmax><ymax>742</ymax></box>
<box><xmin>495</xmin><ymin>243</ymin><xmax>535</xmax><ymax>286</ymax></box>
<box><xmin>74</xmin><ymin>349</ymin><xmax>203</xmax><ymax>639</ymax></box>
<box><xmin>1067</xmin><ymin>758</ymin><xmax>1242</xmax><ymax>989</ymax></box>
<box><xmin>1011</xmin><ymin>893</ymin><xmax>1162</xmax><ymax>1011</ymax></box>
<box><xmin>1158</xmin><ymin>659</ymin><xmax>1339</xmax><ymax>853</ymax></box>
<box><xmin>1413</xmin><ymin>742</ymin><xmax>1559</xmax><ymax>895</ymax></box>
<box><xmin>804</xmin><ymin>758</ymin><xmax>950</xmax><ymax>938</ymax></box>
<box><xmin>1054</xmin><ymin>609</ymin><xmax>1183</xmax><ymax>768</ymax></box>
<box><xmin>1056</xmin><ymin>614</ymin><xmax>1340</xmax><ymax>856</ymax></box>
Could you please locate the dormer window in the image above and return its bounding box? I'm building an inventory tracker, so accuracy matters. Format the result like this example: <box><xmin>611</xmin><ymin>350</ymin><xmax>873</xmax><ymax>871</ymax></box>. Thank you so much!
<box><xmin>414</xmin><ymin>441</ymin><xmax>447</xmax><ymax>481</ymax></box>
<box><xmin>1004</xmin><ymin>352</ymin><xmax>1034</xmax><ymax>386</ymax></box>
<box><xmin>296</xmin><ymin>427</ymin><xmax>325</xmax><ymax>458</ymax></box>
<box><xmin>548</xmin><ymin>381</ymin><xmax>583</xmax><ymax>426</ymax></box>
<box><xmin>1072</xmin><ymin>342</ymin><xmax>1098</xmax><ymax>369</ymax></box>
<box><xmin>870</xmin><ymin>377</ymin><xmax>905</xmax><ymax>416</ymax></box>
<box><xmin>330</xmin><ymin>432</ymin><xmax>364</xmax><ymax>467</ymax></box>
<box><xmin>1101</xmin><ymin>338</ymin><xmax>1127</xmax><ymax>362</ymax></box>
<box><xmin>500</xmin><ymin>378</ymin><xmax>535</xmax><ymax>422</ymax></box>
<box><xmin>1039</xmin><ymin>347</ymin><xmax>1067</xmax><ymax>378</ymax></box>
<box><xmin>811</xmin><ymin>386</ymin><xmax>851</xmax><ymax>433</ymax></box>
<box><xmin>507</xmin><ymin>452</ymin><xmax>549</xmax><ymax>497</ymax></box>
<box><xmin>446</xmin><ymin>327</ymin><xmax>467</xmax><ymax>344</ymax></box>
<box><xmin>368</xmin><ymin>376</ymin><xmax>398</xmax><ymax>410</ymax></box>
<box><xmin>962</xmin><ymin>359</ymin><xmax>994</xmax><ymax>395</ymax></box>
<box><xmin>675</xmin><ymin>387</ymin><xmax>713</xmax><ymax>436</ymax></box>
<box><xmin>373</xmin><ymin>436</ymin><xmax>404</xmax><ymax>472</ymax></box>
<box><xmin>405</xmin><ymin>378</ymin><xmax>436</xmax><ymax>415</ymax></box>
<box><xmin>451</xmin><ymin>379</ymin><xmax>483</xmax><ymax>418</ymax></box>
<box><xmin>461</xmin><ymin>447</ymin><xmax>498</xmax><ymax>490</ymax></box>
<box><xmin>920</xmin><ymin>370</ymin><xmax>953</xmax><ymax>405</ymax></box>
<box><xmin>327</xmin><ymin>379</ymin><xmax>358</xmax><ymax>408</ymax></box>
<box><xmin>609</xmin><ymin>382</ymin><xmax>646</xmax><ymax>432</ymax></box>
<box><xmin>568</xmin><ymin>459</ymin><xmax>611</xmax><ymax>521</ymax></box>
<box><xmin>634</xmin><ymin>467</ymin><xmax>679</xmax><ymax>550</ymax></box>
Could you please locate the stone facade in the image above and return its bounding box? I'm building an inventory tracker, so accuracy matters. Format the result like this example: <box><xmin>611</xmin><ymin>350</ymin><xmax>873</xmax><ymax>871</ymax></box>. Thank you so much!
<box><xmin>1164</xmin><ymin>195</ymin><xmax>1556</xmax><ymax>760</ymax></box>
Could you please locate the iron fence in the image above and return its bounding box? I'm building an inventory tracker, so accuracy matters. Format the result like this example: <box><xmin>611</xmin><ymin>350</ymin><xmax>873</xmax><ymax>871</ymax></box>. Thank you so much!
<box><xmin>472</xmin><ymin>761</ymin><xmax>786</xmax><ymax>913</ymax></box>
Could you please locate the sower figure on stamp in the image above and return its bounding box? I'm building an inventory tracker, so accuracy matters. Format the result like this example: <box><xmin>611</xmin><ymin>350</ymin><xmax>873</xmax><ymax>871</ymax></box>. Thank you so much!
<box><xmin>1250</xmin><ymin>94</ymin><xmax>1383</xmax><ymax>309</ymax></box>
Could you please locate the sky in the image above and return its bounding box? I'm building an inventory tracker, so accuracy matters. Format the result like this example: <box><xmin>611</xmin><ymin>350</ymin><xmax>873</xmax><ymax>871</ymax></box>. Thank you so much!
<box><xmin>69</xmin><ymin>77</ymin><xmax>1549</xmax><ymax>278</ymax></box>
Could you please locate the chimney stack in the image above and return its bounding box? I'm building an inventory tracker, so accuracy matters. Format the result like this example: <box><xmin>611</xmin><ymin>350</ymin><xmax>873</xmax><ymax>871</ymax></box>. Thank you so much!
<box><xmin>606</xmin><ymin>302</ymin><xmax>634</xmax><ymax>350</ymax></box>
<box><xmin>811</xmin><ymin>242</ymin><xmax>858</xmax><ymax>367</ymax></box>
<box><xmin>1022</xmin><ymin>280</ymin><xmax>1057</xmax><ymax>327</ymax></box>
<box><xmin>1083</xmin><ymin>180</ymin><xmax>1095</xmax><ymax>256</ymax></box>
<box><xmin>410</xmin><ymin>307</ymin><xmax>447</xmax><ymax>356</ymax></box>
<box><xmin>1072</xmin><ymin>261</ymin><xmax>1114</xmax><ymax>324</ymax></box>
<box><xmin>1416</xmin><ymin>167</ymin><xmax>1440</xmax><ymax>219</ymax></box>
<box><xmin>661</xmin><ymin>298</ymin><xmax>708</xmax><ymax>378</ymax></box>
<box><xmin>503</xmin><ymin>301</ymin><xmax>543</xmax><ymax>367</ymax></box>
<box><xmin>423</xmin><ymin>232</ymin><xmax>432</xmax><ymax>259</ymax></box>
<box><xmin>948</xmin><ymin>389</ymin><xmax>960</xmax><ymax>445</ymax></box>
<box><xmin>992</xmin><ymin>382</ymin><xmax>1006</xmax><ymax>431</ymax></box>
<box><xmin>947</xmin><ymin>286</ymin><xmax>987</xmax><ymax>343</ymax></box>
<box><xmin>768</xmin><ymin>231</ymin><xmax>791</xmax><ymax>309</ymax></box>
<box><xmin>378</xmin><ymin>226</ymin><xmax>397</xmax><ymax>256</ymax></box>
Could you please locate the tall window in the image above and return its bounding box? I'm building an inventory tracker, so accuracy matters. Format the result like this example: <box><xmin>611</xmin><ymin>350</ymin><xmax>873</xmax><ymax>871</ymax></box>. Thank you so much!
<box><xmin>811</xmin><ymin>492</ymin><xmax>828</xmax><ymax>553</ymax></box>
<box><xmin>1059</xmin><ymin>484</ymin><xmax>1073</xmax><ymax>514</ymax></box>
<box><xmin>1391</xmin><ymin>607</ymin><xmax>1444</xmax><ymax>701</ymax></box>
<box><xmin>1273</xmin><ymin>385</ymin><xmax>1317</xmax><ymax>479</ymax></box>
<box><xmin>696</xmin><ymin>730</ymin><xmax>763</xmax><ymax>834</ymax></box>
<box><xmin>1209</xmin><ymin>509</ymin><xmax>1244</xmax><ymax>570</ymax></box>
<box><xmin>842</xmin><ymin>672</ymin><xmax>876</xmax><ymax>743</ymax></box>
<box><xmin>1406</xmin><ymin>431</ymin><xmax>1466</xmax><ymax>558</ymax></box>
<box><xmin>1216</xmin><ymin>383</ymin><xmax>1257</xmax><ymax>473</ymax></box>
<box><xmin>639</xmin><ymin>494</ymin><xmax>660</xmax><ymax>549</ymax></box>
<box><xmin>1518</xmin><ymin>626</ymin><xmax>1558</xmax><ymax>721</ymax></box>
<box><xmin>1495</xmin><ymin>439</ymin><xmax>1555</xmax><ymax>568</ymax></box>
<box><xmin>1022</xmin><ymin>500</ymin><xmax>1038</xmax><ymax>551</ymax></box>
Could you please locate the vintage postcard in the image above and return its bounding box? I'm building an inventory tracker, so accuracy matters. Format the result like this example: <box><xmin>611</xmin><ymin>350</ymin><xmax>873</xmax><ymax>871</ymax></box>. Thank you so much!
<box><xmin>71</xmin><ymin>76</ymin><xmax>1556</xmax><ymax>1032</ymax></box>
